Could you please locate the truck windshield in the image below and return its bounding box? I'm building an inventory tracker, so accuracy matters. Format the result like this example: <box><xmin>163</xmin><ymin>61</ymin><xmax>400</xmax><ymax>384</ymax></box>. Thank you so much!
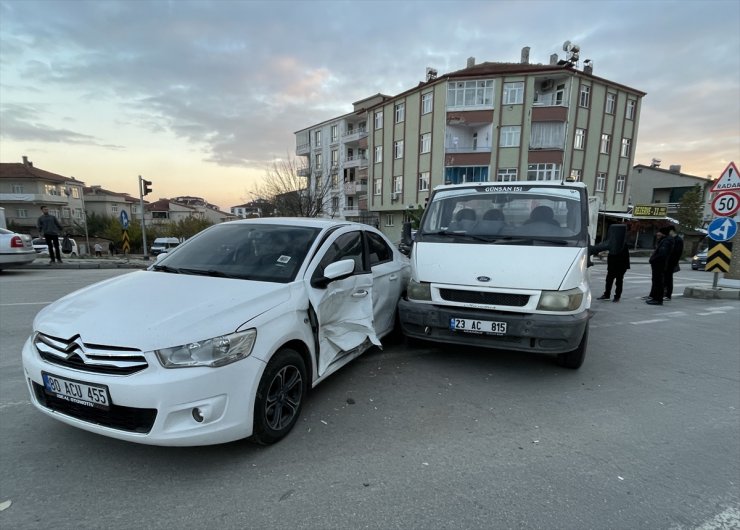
<box><xmin>420</xmin><ymin>184</ymin><xmax>588</xmax><ymax>246</ymax></box>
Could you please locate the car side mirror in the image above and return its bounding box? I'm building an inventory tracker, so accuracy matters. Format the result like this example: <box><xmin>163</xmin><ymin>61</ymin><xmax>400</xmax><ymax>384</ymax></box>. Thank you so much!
<box><xmin>311</xmin><ymin>258</ymin><xmax>355</xmax><ymax>289</ymax></box>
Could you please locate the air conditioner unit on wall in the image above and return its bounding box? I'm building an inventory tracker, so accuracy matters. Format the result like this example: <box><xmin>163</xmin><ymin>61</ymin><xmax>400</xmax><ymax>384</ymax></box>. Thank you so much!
<box><xmin>391</xmin><ymin>192</ymin><xmax>399</xmax><ymax>200</ymax></box>
<box><xmin>540</xmin><ymin>79</ymin><xmax>554</xmax><ymax>92</ymax></box>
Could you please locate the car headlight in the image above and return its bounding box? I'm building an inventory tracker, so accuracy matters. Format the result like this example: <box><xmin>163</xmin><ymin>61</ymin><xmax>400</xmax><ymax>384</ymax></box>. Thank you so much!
<box><xmin>407</xmin><ymin>279</ymin><xmax>432</xmax><ymax>301</ymax></box>
<box><xmin>155</xmin><ymin>329</ymin><xmax>256</xmax><ymax>368</ymax></box>
<box><xmin>537</xmin><ymin>288</ymin><xmax>584</xmax><ymax>311</ymax></box>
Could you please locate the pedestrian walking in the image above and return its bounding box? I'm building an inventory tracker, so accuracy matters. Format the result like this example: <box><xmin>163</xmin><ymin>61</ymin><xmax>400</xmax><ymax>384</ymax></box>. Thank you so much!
<box><xmin>94</xmin><ymin>243</ymin><xmax>103</xmax><ymax>257</ymax></box>
<box><xmin>664</xmin><ymin>226</ymin><xmax>684</xmax><ymax>301</ymax></box>
<box><xmin>36</xmin><ymin>205</ymin><xmax>64</xmax><ymax>264</ymax></box>
<box><xmin>646</xmin><ymin>226</ymin><xmax>674</xmax><ymax>305</ymax></box>
<box><xmin>591</xmin><ymin>240</ymin><xmax>631</xmax><ymax>302</ymax></box>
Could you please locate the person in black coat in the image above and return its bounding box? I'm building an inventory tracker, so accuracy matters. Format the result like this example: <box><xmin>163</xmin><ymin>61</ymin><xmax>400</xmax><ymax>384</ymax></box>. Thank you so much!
<box><xmin>591</xmin><ymin>240</ymin><xmax>631</xmax><ymax>302</ymax></box>
<box><xmin>663</xmin><ymin>226</ymin><xmax>684</xmax><ymax>300</ymax></box>
<box><xmin>647</xmin><ymin>226</ymin><xmax>674</xmax><ymax>305</ymax></box>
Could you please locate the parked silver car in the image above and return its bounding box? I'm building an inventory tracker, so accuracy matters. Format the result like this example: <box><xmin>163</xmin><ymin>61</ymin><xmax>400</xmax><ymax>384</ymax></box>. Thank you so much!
<box><xmin>0</xmin><ymin>229</ymin><xmax>37</xmax><ymax>270</ymax></box>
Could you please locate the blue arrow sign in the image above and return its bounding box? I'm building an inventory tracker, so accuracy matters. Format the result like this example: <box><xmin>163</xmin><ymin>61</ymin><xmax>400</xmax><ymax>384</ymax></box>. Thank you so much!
<box><xmin>707</xmin><ymin>217</ymin><xmax>738</xmax><ymax>242</ymax></box>
<box><xmin>119</xmin><ymin>210</ymin><xmax>129</xmax><ymax>230</ymax></box>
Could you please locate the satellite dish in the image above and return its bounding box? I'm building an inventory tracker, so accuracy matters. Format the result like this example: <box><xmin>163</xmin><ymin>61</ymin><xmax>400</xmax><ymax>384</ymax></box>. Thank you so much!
<box><xmin>563</xmin><ymin>40</ymin><xmax>572</xmax><ymax>52</ymax></box>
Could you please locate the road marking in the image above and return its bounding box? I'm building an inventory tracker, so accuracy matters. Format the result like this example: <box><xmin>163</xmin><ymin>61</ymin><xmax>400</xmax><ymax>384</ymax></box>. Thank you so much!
<box><xmin>631</xmin><ymin>319</ymin><xmax>668</xmax><ymax>325</ymax></box>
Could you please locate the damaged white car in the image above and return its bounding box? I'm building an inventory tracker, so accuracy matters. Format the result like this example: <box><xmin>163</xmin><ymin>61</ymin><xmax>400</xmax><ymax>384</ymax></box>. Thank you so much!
<box><xmin>22</xmin><ymin>218</ymin><xmax>410</xmax><ymax>446</ymax></box>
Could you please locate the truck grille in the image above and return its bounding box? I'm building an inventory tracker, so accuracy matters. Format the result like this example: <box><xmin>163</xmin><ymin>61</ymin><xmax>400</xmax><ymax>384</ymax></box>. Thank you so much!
<box><xmin>34</xmin><ymin>332</ymin><xmax>148</xmax><ymax>375</ymax></box>
<box><xmin>439</xmin><ymin>289</ymin><xmax>529</xmax><ymax>307</ymax></box>
<box><xmin>33</xmin><ymin>382</ymin><xmax>156</xmax><ymax>433</ymax></box>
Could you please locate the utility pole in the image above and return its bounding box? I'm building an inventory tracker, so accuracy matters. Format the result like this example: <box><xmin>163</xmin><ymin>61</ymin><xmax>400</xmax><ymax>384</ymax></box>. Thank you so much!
<box><xmin>139</xmin><ymin>175</ymin><xmax>153</xmax><ymax>261</ymax></box>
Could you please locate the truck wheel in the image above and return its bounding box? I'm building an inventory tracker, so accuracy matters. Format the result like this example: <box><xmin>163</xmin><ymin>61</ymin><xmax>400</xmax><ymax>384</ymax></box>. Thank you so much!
<box><xmin>556</xmin><ymin>325</ymin><xmax>588</xmax><ymax>369</ymax></box>
<box><xmin>250</xmin><ymin>348</ymin><xmax>307</xmax><ymax>445</ymax></box>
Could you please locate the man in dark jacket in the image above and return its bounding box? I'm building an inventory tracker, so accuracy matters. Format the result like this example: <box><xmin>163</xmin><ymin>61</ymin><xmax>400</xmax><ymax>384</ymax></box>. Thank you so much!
<box><xmin>646</xmin><ymin>226</ymin><xmax>674</xmax><ymax>305</ymax></box>
<box><xmin>592</xmin><ymin>241</ymin><xmax>631</xmax><ymax>302</ymax></box>
<box><xmin>664</xmin><ymin>226</ymin><xmax>684</xmax><ymax>300</ymax></box>
<box><xmin>37</xmin><ymin>205</ymin><xmax>64</xmax><ymax>264</ymax></box>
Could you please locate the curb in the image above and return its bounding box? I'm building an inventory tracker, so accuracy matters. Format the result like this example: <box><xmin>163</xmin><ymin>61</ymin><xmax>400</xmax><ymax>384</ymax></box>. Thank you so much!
<box><xmin>683</xmin><ymin>286</ymin><xmax>740</xmax><ymax>300</ymax></box>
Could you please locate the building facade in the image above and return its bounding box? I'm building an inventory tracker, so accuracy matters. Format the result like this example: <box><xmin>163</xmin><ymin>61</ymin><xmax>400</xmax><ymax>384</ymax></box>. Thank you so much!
<box><xmin>367</xmin><ymin>49</ymin><xmax>645</xmax><ymax>241</ymax></box>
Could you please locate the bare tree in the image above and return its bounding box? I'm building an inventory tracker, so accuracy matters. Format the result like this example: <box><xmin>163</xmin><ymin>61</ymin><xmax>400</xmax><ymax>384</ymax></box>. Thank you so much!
<box><xmin>254</xmin><ymin>154</ymin><xmax>334</xmax><ymax>218</ymax></box>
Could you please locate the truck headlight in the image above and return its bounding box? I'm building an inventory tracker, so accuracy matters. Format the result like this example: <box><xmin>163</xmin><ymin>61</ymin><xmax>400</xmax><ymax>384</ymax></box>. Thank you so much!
<box><xmin>406</xmin><ymin>279</ymin><xmax>432</xmax><ymax>301</ymax></box>
<box><xmin>537</xmin><ymin>288</ymin><xmax>584</xmax><ymax>311</ymax></box>
<box><xmin>156</xmin><ymin>329</ymin><xmax>256</xmax><ymax>368</ymax></box>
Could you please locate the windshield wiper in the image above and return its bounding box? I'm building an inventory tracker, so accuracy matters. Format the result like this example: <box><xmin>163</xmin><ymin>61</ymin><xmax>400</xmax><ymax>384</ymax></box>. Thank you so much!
<box><xmin>152</xmin><ymin>264</ymin><xmax>180</xmax><ymax>274</ymax></box>
<box><xmin>176</xmin><ymin>268</ymin><xmax>241</xmax><ymax>278</ymax></box>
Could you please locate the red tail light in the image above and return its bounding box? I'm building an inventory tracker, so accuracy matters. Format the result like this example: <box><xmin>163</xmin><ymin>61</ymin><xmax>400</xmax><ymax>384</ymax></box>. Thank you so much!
<box><xmin>11</xmin><ymin>236</ymin><xmax>25</xmax><ymax>248</ymax></box>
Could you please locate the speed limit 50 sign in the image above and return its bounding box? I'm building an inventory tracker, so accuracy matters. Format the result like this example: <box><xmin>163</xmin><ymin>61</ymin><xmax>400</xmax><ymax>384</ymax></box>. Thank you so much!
<box><xmin>711</xmin><ymin>191</ymin><xmax>740</xmax><ymax>217</ymax></box>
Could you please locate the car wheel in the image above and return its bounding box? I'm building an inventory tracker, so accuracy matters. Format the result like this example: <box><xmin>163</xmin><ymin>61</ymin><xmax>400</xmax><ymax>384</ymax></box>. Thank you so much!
<box><xmin>251</xmin><ymin>348</ymin><xmax>307</xmax><ymax>445</ymax></box>
<box><xmin>556</xmin><ymin>325</ymin><xmax>588</xmax><ymax>369</ymax></box>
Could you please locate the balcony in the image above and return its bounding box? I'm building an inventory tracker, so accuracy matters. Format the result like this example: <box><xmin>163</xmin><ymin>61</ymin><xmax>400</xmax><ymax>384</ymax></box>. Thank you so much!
<box><xmin>342</xmin><ymin>207</ymin><xmax>361</xmax><ymax>217</ymax></box>
<box><xmin>296</xmin><ymin>142</ymin><xmax>310</xmax><ymax>155</ymax></box>
<box><xmin>344</xmin><ymin>155</ymin><xmax>368</xmax><ymax>169</ymax></box>
<box><xmin>0</xmin><ymin>192</ymin><xmax>70</xmax><ymax>205</ymax></box>
<box><xmin>342</xmin><ymin>128</ymin><xmax>368</xmax><ymax>143</ymax></box>
<box><xmin>297</xmin><ymin>167</ymin><xmax>311</xmax><ymax>177</ymax></box>
<box><xmin>344</xmin><ymin>181</ymin><xmax>368</xmax><ymax>195</ymax></box>
<box><xmin>444</xmin><ymin>144</ymin><xmax>492</xmax><ymax>154</ymax></box>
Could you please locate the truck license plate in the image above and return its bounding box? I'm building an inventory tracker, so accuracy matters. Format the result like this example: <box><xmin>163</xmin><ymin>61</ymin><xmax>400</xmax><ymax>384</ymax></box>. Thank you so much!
<box><xmin>450</xmin><ymin>318</ymin><xmax>507</xmax><ymax>335</ymax></box>
<box><xmin>42</xmin><ymin>372</ymin><xmax>110</xmax><ymax>410</ymax></box>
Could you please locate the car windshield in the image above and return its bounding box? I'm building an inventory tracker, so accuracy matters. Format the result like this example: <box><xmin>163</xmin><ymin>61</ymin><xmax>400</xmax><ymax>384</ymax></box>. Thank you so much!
<box><xmin>420</xmin><ymin>184</ymin><xmax>588</xmax><ymax>247</ymax></box>
<box><xmin>154</xmin><ymin>223</ymin><xmax>321</xmax><ymax>283</ymax></box>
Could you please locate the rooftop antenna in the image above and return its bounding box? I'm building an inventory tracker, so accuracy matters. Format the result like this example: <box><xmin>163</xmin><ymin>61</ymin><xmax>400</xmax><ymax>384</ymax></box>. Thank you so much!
<box><xmin>562</xmin><ymin>40</ymin><xmax>580</xmax><ymax>66</ymax></box>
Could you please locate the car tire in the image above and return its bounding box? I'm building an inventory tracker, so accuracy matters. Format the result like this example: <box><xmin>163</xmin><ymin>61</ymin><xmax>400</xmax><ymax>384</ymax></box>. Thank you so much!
<box><xmin>556</xmin><ymin>325</ymin><xmax>588</xmax><ymax>370</ymax></box>
<box><xmin>251</xmin><ymin>348</ymin><xmax>307</xmax><ymax>445</ymax></box>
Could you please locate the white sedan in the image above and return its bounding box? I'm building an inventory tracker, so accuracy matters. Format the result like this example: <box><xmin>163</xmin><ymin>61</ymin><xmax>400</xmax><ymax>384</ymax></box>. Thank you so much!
<box><xmin>0</xmin><ymin>228</ymin><xmax>37</xmax><ymax>270</ymax></box>
<box><xmin>22</xmin><ymin>218</ymin><xmax>410</xmax><ymax>446</ymax></box>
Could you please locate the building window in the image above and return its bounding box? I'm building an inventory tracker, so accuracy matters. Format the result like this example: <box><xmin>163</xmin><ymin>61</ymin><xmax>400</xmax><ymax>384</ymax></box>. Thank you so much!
<box><xmin>570</xmin><ymin>169</ymin><xmax>582</xmax><ymax>182</ymax></box>
<box><xmin>385</xmin><ymin>214</ymin><xmax>394</xmax><ymax>227</ymax></box>
<box><xmin>496</xmin><ymin>168</ymin><xmax>518</xmax><ymax>182</ymax></box>
<box><xmin>44</xmin><ymin>184</ymin><xmax>59</xmax><ymax>196</ymax></box>
<box><xmin>574</xmin><ymin>128</ymin><xmax>586</xmax><ymax>150</ymax></box>
<box><xmin>444</xmin><ymin>166</ymin><xmax>489</xmax><ymax>184</ymax></box>
<box><xmin>420</xmin><ymin>133</ymin><xmax>431</xmax><ymax>153</ymax></box>
<box><xmin>394</xmin><ymin>140</ymin><xmax>404</xmax><ymax>159</ymax></box>
<box><xmin>111</xmin><ymin>205</ymin><xmax>119</xmax><ymax>214</ymax></box>
<box><xmin>503</xmin><ymin>82</ymin><xmax>524</xmax><ymax>105</ymax></box>
<box><xmin>314</xmin><ymin>130</ymin><xmax>322</xmax><ymax>147</ymax></box>
<box><xmin>331</xmin><ymin>125</ymin><xmax>338</xmax><ymax>142</ymax></box>
<box><xmin>393</xmin><ymin>175</ymin><xmax>402</xmax><ymax>193</ymax></box>
<box><xmin>579</xmin><ymin>85</ymin><xmax>591</xmax><ymax>108</ymax></box>
<box><xmin>500</xmin><ymin>126</ymin><xmax>521</xmax><ymax>147</ymax></box>
<box><xmin>620</xmin><ymin>138</ymin><xmax>631</xmax><ymax>158</ymax></box>
<box><xmin>71</xmin><ymin>188</ymin><xmax>80</xmax><ymax>199</ymax></box>
<box><xmin>17</xmin><ymin>208</ymin><xmax>28</xmax><ymax>218</ymax></box>
<box><xmin>596</xmin><ymin>172</ymin><xmax>606</xmax><ymax>192</ymax></box>
<box><xmin>395</xmin><ymin>102</ymin><xmax>405</xmax><ymax>123</ymax></box>
<box><xmin>331</xmin><ymin>197</ymin><xmax>339</xmax><ymax>214</ymax></box>
<box><xmin>626</xmin><ymin>100</ymin><xmax>636</xmax><ymax>120</ymax></box>
<box><xmin>418</xmin><ymin>171</ymin><xmax>430</xmax><ymax>191</ymax></box>
<box><xmin>527</xmin><ymin>163</ymin><xmax>561</xmax><ymax>181</ymax></box>
<box><xmin>374</xmin><ymin>146</ymin><xmax>382</xmax><ymax>163</ymax></box>
<box><xmin>315</xmin><ymin>153</ymin><xmax>323</xmax><ymax>170</ymax></box>
<box><xmin>421</xmin><ymin>92</ymin><xmax>433</xmax><ymax>114</ymax></box>
<box><xmin>74</xmin><ymin>209</ymin><xmax>83</xmax><ymax>220</ymax></box>
<box><xmin>12</xmin><ymin>184</ymin><xmax>23</xmax><ymax>193</ymax></box>
<box><xmin>331</xmin><ymin>173</ymin><xmax>339</xmax><ymax>188</ymax></box>
<box><xmin>374</xmin><ymin>111</ymin><xmax>383</xmax><ymax>129</ymax></box>
<box><xmin>530</xmin><ymin>122</ymin><xmax>565</xmax><ymax>149</ymax></box>
<box><xmin>447</xmin><ymin>79</ymin><xmax>494</xmax><ymax>108</ymax></box>
<box><xmin>606</xmin><ymin>93</ymin><xmax>616</xmax><ymax>114</ymax></box>
<box><xmin>62</xmin><ymin>207</ymin><xmax>71</xmax><ymax>219</ymax></box>
<box><xmin>331</xmin><ymin>149</ymin><xmax>339</xmax><ymax>167</ymax></box>
<box><xmin>616</xmin><ymin>174</ymin><xmax>626</xmax><ymax>194</ymax></box>
<box><xmin>374</xmin><ymin>178</ymin><xmax>382</xmax><ymax>195</ymax></box>
<box><xmin>600</xmin><ymin>134</ymin><xmax>611</xmax><ymax>154</ymax></box>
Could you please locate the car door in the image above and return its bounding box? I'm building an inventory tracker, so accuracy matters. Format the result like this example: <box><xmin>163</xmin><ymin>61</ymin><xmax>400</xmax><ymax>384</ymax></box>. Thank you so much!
<box><xmin>305</xmin><ymin>229</ymin><xmax>379</xmax><ymax>377</ymax></box>
<box><xmin>365</xmin><ymin>230</ymin><xmax>402</xmax><ymax>336</ymax></box>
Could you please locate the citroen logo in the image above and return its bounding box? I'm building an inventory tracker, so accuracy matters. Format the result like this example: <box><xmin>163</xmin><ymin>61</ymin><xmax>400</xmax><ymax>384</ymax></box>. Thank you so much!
<box><xmin>477</xmin><ymin>276</ymin><xmax>491</xmax><ymax>282</ymax></box>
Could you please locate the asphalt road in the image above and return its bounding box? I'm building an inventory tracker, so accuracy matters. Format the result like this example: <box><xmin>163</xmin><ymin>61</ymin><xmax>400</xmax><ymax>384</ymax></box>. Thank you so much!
<box><xmin>1</xmin><ymin>265</ymin><xmax>738</xmax><ymax>530</ymax></box>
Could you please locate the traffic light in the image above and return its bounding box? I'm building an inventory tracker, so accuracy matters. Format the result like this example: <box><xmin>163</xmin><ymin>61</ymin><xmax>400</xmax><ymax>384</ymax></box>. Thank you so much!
<box><xmin>141</xmin><ymin>179</ymin><xmax>152</xmax><ymax>196</ymax></box>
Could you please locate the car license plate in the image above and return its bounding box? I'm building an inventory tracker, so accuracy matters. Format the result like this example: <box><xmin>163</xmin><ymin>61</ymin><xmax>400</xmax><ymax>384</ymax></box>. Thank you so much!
<box><xmin>450</xmin><ymin>318</ymin><xmax>507</xmax><ymax>335</ymax></box>
<box><xmin>42</xmin><ymin>372</ymin><xmax>110</xmax><ymax>410</ymax></box>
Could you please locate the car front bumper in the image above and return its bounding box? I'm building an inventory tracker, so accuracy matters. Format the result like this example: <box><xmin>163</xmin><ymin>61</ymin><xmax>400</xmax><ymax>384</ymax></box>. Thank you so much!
<box><xmin>22</xmin><ymin>336</ymin><xmax>267</xmax><ymax>446</ymax></box>
<box><xmin>399</xmin><ymin>299</ymin><xmax>590</xmax><ymax>354</ymax></box>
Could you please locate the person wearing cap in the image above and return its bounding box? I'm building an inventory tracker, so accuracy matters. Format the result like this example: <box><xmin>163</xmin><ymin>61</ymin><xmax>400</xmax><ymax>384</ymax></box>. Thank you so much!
<box><xmin>646</xmin><ymin>226</ymin><xmax>674</xmax><ymax>305</ymax></box>
<box><xmin>664</xmin><ymin>226</ymin><xmax>684</xmax><ymax>301</ymax></box>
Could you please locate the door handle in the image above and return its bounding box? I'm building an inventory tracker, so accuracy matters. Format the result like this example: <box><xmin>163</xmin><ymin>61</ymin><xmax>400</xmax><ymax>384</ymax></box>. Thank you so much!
<box><xmin>351</xmin><ymin>290</ymin><xmax>369</xmax><ymax>298</ymax></box>
<box><xmin>389</xmin><ymin>274</ymin><xmax>398</xmax><ymax>281</ymax></box>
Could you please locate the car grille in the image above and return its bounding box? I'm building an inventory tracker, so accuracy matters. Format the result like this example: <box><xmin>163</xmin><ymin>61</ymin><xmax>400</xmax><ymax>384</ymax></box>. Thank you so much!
<box><xmin>34</xmin><ymin>332</ymin><xmax>149</xmax><ymax>375</ymax></box>
<box><xmin>439</xmin><ymin>288</ymin><xmax>529</xmax><ymax>307</ymax></box>
<box><xmin>32</xmin><ymin>382</ymin><xmax>156</xmax><ymax>433</ymax></box>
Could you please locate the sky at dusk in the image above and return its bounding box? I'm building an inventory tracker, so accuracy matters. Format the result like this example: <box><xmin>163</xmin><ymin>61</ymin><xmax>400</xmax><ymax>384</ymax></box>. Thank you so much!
<box><xmin>1</xmin><ymin>0</ymin><xmax>739</xmax><ymax>212</ymax></box>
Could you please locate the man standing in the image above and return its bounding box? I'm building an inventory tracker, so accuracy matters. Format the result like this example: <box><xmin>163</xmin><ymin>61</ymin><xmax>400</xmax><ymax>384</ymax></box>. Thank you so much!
<box><xmin>664</xmin><ymin>226</ymin><xmax>684</xmax><ymax>301</ymax></box>
<box><xmin>37</xmin><ymin>205</ymin><xmax>64</xmax><ymax>264</ymax></box>
<box><xmin>592</xmin><ymin>241</ymin><xmax>631</xmax><ymax>302</ymax></box>
<box><xmin>646</xmin><ymin>226</ymin><xmax>674</xmax><ymax>305</ymax></box>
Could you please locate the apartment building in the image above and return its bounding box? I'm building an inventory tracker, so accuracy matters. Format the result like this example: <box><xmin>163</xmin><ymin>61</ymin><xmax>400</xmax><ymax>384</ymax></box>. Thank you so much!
<box><xmin>295</xmin><ymin>94</ymin><xmax>390</xmax><ymax>226</ymax></box>
<box><xmin>0</xmin><ymin>156</ymin><xmax>86</xmax><ymax>235</ymax></box>
<box><xmin>83</xmin><ymin>185</ymin><xmax>138</xmax><ymax>219</ymax></box>
<box><xmin>367</xmin><ymin>47</ymin><xmax>646</xmax><ymax>242</ymax></box>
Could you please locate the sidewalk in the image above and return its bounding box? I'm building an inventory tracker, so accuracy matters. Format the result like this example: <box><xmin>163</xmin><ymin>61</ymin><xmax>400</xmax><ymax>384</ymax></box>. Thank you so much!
<box><xmin>15</xmin><ymin>255</ymin><xmax>151</xmax><ymax>270</ymax></box>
